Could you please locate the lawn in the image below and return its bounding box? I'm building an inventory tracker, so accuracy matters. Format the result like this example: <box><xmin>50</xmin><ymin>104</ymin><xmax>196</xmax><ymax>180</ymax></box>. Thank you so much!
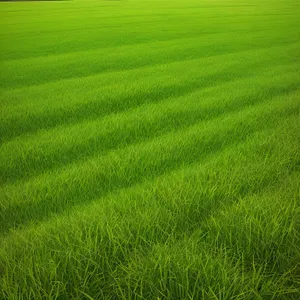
<box><xmin>0</xmin><ymin>0</ymin><xmax>300</xmax><ymax>299</ymax></box>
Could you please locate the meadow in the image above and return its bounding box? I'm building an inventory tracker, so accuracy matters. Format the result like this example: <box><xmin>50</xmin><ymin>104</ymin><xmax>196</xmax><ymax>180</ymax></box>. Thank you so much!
<box><xmin>0</xmin><ymin>0</ymin><xmax>300</xmax><ymax>299</ymax></box>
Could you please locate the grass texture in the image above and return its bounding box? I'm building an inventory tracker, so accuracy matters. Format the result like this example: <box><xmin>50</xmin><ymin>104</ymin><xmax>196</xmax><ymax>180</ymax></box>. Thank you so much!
<box><xmin>0</xmin><ymin>0</ymin><xmax>300</xmax><ymax>299</ymax></box>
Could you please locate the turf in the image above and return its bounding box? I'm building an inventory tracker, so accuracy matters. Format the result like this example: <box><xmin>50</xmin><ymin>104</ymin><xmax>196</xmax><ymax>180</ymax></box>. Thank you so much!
<box><xmin>0</xmin><ymin>0</ymin><xmax>300</xmax><ymax>299</ymax></box>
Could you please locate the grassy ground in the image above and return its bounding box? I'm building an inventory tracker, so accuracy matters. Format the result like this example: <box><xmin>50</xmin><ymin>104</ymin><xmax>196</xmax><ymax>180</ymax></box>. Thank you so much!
<box><xmin>0</xmin><ymin>0</ymin><xmax>300</xmax><ymax>299</ymax></box>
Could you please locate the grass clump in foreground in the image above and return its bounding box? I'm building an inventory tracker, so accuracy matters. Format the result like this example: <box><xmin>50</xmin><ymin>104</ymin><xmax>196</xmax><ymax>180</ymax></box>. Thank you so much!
<box><xmin>0</xmin><ymin>0</ymin><xmax>300</xmax><ymax>299</ymax></box>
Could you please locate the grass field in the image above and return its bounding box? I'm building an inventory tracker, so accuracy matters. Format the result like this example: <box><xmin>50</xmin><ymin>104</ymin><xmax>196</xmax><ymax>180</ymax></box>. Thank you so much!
<box><xmin>0</xmin><ymin>0</ymin><xmax>300</xmax><ymax>299</ymax></box>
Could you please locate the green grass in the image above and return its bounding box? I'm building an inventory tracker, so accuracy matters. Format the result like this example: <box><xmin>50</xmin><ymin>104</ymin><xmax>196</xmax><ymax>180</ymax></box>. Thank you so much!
<box><xmin>0</xmin><ymin>0</ymin><xmax>300</xmax><ymax>299</ymax></box>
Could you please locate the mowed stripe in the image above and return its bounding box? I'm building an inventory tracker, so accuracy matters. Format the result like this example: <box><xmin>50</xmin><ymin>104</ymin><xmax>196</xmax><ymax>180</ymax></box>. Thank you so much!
<box><xmin>3</xmin><ymin>41</ymin><xmax>299</xmax><ymax>106</ymax></box>
<box><xmin>1</xmin><ymin>0</ymin><xmax>300</xmax><ymax>298</ymax></box>
<box><xmin>1</xmin><ymin>29</ymin><xmax>299</xmax><ymax>88</ymax></box>
<box><xmin>1</xmin><ymin>90</ymin><xmax>299</xmax><ymax>233</ymax></box>
<box><xmin>1</xmin><ymin>117</ymin><xmax>298</xmax><ymax>294</ymax></box>
<box><xmin>0</xmin><ymin>66</ymin><xmax>299</xmax><ymax>185</ymax></box>
<box><xmin>1</xmin><ymin>43</ymin><xmax>299</xmax><ymax>143</ymax></box>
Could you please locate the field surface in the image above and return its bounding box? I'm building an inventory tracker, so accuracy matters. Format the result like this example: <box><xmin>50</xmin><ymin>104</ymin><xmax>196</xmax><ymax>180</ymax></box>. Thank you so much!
<box><xmin>0</xmin><ymin>0</ymin><xmax>300</xmax><ymax>299</ymax></box>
